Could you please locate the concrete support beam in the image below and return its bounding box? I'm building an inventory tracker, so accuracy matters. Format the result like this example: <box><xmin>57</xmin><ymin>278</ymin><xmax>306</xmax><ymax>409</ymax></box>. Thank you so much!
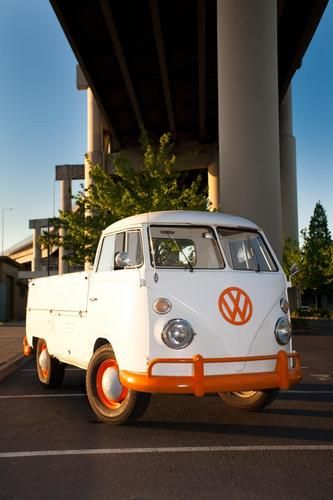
<box><xmin>150</xmin><ymin>0</ymin><xmax>175</xmax><ymax>134</ymax></box>
<box><xmin>197</xmin><ymin>0</ymin><xmax>207</xmax><ymax>142</ymax></box>
<box><xmin>55</xmin><ymin>165</ymin><xmax>84</xmax><ymax>274</ymax></box>
<box><xmin>217</xmin><ymin>0</ymin><xmax>282</xmax><ymax>259</ymax></box>
<box><xmin>86</xmin><ymin>87</ymin><xmax>103</xmax><ymax>191</ymax></box>
<box><xmin>84</xmin><ymin>88</ymin><xmax>104</xmax><ymax>271</ymax></box>
<box><xmin>208</xmin><ymin>162</ymin><xmax>219</xmax><ymax>211</ymax></box>
<box><xmin>99</xmin><ymin>0</ymin><xmax>145</xmax><ymax>133</ymax></box>
<box><xmin>76</xmin><ymin>65</ymin><xmax>88</xmax><ymax>90</ymax></box>
<box><xmin>56</xmin><ymin>164</ymin><xmax>84</xmax><ymax>181</ymax></box>
<box><xmin>77</xmin><ymin>67</ymin><xmax>106</xmax><ymax>271</ymax></box>
<box><xmin>29</xmin><ymin>219</ymin><xmax>49</xmax><ymax>272</ymax></box>
<box><xmin>59</xmin><ymin>172</ymin><xmax>72</xmax><ymax>275</ymax></box>
<box><xmin>280</xmin><ymin>85</ymin><xmax>298</xmax><ymax>242</ymax></box>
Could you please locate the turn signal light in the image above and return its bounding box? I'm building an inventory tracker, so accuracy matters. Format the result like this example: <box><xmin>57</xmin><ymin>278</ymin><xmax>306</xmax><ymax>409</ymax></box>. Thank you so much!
<box><xmin>153</xmin><ymin>298</ymin><xmax>172</xmax><ymax>315</ymax></box>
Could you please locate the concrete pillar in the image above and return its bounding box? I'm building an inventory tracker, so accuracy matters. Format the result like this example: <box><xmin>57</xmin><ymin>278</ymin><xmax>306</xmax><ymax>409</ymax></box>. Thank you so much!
<box><xmin>217</xmin><ymin>0</ymin><xmax>282</xmax><ymax>259</ymax></box>
<box><xmin>208</xmin><ymin>162</ymin><xmax>219</xmax><ymax>211</ymax></box>
<box><xmin>29</xmin><ymin>219</ymin><xmax>49</xmax><ymax>272</ymax></box>
<box><xmin>85</xmin><ymin>88</ymin><xmax>103</xmax><ymax>191</ymax></box>
<box><xmin>84</xmin><ymin>88</ymin><xmax>104</xmax><ymax>271</ymax></box>
<box><xmin>280</xmin><ymin>85</ymin><xmax>298</xmax><ymax>242</ymax></box>
<box><xmin>31</xmin><ymin>228</ymin><xmax>41</xmax><ymax>272</ymax></box>
<box><xmin>58</xmin><ymin>173</ymin><xmax>72</xmax><ymax>274</ymax></box>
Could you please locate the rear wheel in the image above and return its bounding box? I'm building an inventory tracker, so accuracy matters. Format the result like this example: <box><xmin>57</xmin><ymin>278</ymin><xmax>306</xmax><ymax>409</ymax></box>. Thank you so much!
<box><xmin>36</xmin><ymin>338</ymin><xmax>65</xmax><ymax>389</ymax></box>
<box><xmin>86</xmin><ymin>344</ymin><xmax>151</xmax><ymax>425</ymax></box>
<box><xmin>218</xmin><ymin>389</ymin><xmax>278</xmax><ymax>411</ymax></box>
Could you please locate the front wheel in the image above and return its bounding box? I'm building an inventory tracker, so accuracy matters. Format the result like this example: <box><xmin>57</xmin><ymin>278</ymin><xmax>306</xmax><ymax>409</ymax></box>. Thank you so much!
<box><xmin>86</xmin><ymin>344</ymin><xmax>151</xmax><ymax>425</ymax></box>
<box><xmin>218</xmin><ymin>389</ymin><xmax>279</xmax><ymax>411</ymax></box>
<box><xmin>36</xmin><ymin>338</ymin><xmax>65</xmax><ymax>389</ymax></box>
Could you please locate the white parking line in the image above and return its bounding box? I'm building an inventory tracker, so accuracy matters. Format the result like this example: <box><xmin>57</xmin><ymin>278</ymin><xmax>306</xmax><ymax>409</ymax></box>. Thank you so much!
<box><xmin>0</xmin><ymin>390</ymin><xmax>332</xmax><ymax>400</ymax></box>
<box><xmin>20</xmin><ymin>368</ymin><xmax>81</xmax><ymax>372</ymax></box>
<box><xmin>281</xmin><ymin>390</ymin><xmax>333</xmax><ymax>394</ymax></box>
<box><xmin>0</xmin><ymin>394</ymin><xmax>85</xmax><ymax>399</ymax></box>
<box><xmin>1</xmin><ymin>445</ymin><xmax>333</xmax><ymax>459</ymax></box>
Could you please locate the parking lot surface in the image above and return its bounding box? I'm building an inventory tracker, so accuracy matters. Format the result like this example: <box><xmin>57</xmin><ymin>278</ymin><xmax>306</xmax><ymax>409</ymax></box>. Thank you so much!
<box><xmin>0</xmin><ymin>326</ymin><xmax>332</xmax><ymax>499</ymax></box>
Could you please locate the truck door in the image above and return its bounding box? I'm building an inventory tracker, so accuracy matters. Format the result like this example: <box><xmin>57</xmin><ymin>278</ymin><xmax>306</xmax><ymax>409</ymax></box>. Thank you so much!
<box><xmin>88</xmin><ymin>229</ymin><xmax>147</xmax><ymax>370</ymax></box>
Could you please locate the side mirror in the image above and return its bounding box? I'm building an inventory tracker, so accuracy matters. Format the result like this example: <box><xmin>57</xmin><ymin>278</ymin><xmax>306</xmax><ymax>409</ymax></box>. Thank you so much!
<box><xmin>287</xmin><ymin>263</ymin><xmax>299</xmax><ymax>289</ymax></box>
<box><xmin>115</xmin><ymin>251</ymin><xmax>130</xmax><ymax>268</ymax></box>
<box><xmin>289</xmin><ymin>263</ymin><xmax>299</xmax><ymax>278</ymax></box>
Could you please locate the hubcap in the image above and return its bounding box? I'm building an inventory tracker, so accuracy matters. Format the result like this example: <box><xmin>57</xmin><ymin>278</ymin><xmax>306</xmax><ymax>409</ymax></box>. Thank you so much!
<box><xmin>96</xmin><ymin>359</ymin><xmax>128</xmax><ymax>409</ymax></box>
<box><xmin>232</xmin><ymin>391</ymin><xmax>257</xmax><ymax>398</ymax></box>
<box><xmin>39</xmin><ymin>345</ymin><xmax>48</xmax><ymax>378</ymax></box>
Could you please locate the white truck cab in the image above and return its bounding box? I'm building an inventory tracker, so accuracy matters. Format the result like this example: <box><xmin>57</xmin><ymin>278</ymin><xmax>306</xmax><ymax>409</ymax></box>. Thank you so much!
<box><xmin>24</xmin><ymin>211</ymin><xmax>302</xmax><ymax>424</ymax></box>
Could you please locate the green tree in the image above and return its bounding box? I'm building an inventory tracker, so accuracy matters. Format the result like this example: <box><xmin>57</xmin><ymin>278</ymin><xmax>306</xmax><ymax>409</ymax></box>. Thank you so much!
<box><xmin>41</xmin><ymin>133</ymin><xmax>208</xmax><ymax>266</ymax></box>
<box><xmin>282</xmin><ymin>238</ymin><xmax>304</xmax><ymax>288</ymax></box>
<box><xmin>301</xmin><ymin>201</ymin><xmax>333</xmax><ymax>294</ymax></box>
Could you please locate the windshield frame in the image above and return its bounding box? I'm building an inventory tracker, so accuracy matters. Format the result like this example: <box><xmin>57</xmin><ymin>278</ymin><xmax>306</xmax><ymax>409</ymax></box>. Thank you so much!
<box><xmin>148</xmin><ymin>224</ymin><xmax>225</xmax><ymax>270</ymax></box>
<box><xmin>216</xmin><ymin>226</ymin><xmax>279</xmax><ymax>273</ymax></box>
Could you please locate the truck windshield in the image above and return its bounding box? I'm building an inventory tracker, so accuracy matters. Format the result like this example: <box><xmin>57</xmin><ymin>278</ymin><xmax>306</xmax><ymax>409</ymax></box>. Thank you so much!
<box><xmin>217</xmin><ymin>228</ymin><xmax>278</xmax><ymax>272</ymax></box>
<box><xmin>149</xmin><ymin>226</ymin><xmax>224</xmax><ymax>270</ymax></box>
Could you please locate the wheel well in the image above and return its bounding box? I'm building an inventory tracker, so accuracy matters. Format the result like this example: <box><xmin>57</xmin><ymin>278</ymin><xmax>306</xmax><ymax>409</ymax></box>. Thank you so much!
<box><xmin>93</xmin><ymin>338</ymin><xmax>111</xmax><ymax>352</ymax></box>
<box><xmin>32</xmin><ymin>337</ymin><xmax>39</xmax><ymax>350</ymax></box>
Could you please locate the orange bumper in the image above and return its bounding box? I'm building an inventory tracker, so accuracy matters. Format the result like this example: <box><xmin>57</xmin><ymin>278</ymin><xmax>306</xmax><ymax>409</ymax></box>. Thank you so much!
<box><xmin>23</xmin><ymin>336</ymin><xmax>32</xmax><ymax>357</ymax></box>
<box><xmin>119</xmin><ymin>350</ymin><xmax>302</xmax><ymax>397</ymax></box>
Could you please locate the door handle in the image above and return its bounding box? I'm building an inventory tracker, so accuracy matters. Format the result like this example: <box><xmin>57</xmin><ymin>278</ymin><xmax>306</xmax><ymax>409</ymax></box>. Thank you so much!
<box><xmin>89</xmin><ymin>297</ymin><xmax>98</xmax><ymax>302</ymax></box>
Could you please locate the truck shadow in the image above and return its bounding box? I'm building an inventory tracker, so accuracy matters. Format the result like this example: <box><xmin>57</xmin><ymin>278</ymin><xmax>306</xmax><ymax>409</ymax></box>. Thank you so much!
<box><xmin>129</xmin><ymin>418</ymin><xmax>333</xmax><ymax>443</ymax></box>
<box><xmin>122</xmin><ymin>390</ymin><xmax>333</xmax><ymax>443</ymax></box>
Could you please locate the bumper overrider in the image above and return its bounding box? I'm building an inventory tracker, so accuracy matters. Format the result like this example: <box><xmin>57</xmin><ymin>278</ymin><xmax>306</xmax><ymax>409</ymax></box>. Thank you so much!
<box><xmin>119</xmin><ymin>350</ymin><xmax>302</xmax><ymax>397</ymax></box>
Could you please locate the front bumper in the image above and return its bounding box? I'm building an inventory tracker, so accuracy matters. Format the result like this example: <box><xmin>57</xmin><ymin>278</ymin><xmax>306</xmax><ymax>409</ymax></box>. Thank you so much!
<box><xmin>120</xmin><ymin>350</ymin><xmax>302</xmax><ymax>397</ymax></box>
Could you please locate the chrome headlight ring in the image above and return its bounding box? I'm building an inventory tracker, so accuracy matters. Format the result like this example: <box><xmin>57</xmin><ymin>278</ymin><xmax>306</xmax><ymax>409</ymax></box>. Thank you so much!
<box><xmin>280</xmin><ymin>298</ymin><xmax>289</xmax><ymax>314</ymax></box>
<box><xmin>161</xmin><ymin>319</ymin><xmax>195</xmax><ymax>350</ymax></box>
<box><xmin>274</xmin><ymin>317</ymin><xmax>292</xmax><ymax>345</ymax></box>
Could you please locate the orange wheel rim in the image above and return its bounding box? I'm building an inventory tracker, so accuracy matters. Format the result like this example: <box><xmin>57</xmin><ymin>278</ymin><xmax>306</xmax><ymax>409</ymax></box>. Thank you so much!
<box><xmin>96</xmin><ymin>359</ymin><xmax>128</xmax><ymax>409</ymax></box>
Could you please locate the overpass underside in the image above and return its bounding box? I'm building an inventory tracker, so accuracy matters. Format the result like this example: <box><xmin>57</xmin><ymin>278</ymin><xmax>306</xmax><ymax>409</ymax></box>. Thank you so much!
<box><xmin>50</xmin><ymin>0</ymin><xmax>328</xmax><ymax>258</ymax></box>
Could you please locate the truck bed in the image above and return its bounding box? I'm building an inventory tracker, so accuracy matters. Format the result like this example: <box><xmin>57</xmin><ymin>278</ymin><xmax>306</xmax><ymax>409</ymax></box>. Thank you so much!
<box><xmin>27</xmin><ymin>272</ymin><xmax>90</xmax><ymax>313</ymax></box>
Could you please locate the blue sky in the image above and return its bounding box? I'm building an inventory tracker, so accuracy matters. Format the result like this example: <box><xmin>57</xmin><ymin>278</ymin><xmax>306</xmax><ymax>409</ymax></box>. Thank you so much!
<box><xmin>0</xmin><ymin>0</ymin><xmax>332</xmax><ymax>251</ymax></box>
<box><xmin>293</xmin><ymin>0</ymin><xmax>333</xmax><ymax>238</ymax></box>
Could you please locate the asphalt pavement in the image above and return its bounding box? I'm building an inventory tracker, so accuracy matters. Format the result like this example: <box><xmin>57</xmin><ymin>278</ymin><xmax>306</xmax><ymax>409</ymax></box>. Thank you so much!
<box><xmin>0</xmin><ymin>320</ymin><xmax>332</xmax><ymax>499</ymax></box>
<box><xmin>0</xmin><ymin>322</ymin><xmax>29</xmax><ymax>382</ymax></box>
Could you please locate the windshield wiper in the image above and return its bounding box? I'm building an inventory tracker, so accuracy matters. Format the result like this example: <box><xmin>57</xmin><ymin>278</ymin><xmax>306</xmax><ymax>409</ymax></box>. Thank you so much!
<box><xmin>162</xmin><ymin>231</ymin><xmax>194</xmax><ymax>272</ymax></box>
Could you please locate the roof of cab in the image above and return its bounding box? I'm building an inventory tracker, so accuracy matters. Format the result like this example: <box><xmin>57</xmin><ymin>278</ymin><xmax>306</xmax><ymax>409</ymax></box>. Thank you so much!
<box><xmin>103</xmin><ymin>211</ymin><xmax>259</xmax><ymax>234</ymax></box>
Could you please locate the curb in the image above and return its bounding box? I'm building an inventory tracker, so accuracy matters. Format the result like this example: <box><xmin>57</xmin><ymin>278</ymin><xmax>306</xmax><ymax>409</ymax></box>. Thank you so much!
<box><xmin>0</xmin><ymin>353</ymin><xmax>32</xmax><ymax>383</ymax></box>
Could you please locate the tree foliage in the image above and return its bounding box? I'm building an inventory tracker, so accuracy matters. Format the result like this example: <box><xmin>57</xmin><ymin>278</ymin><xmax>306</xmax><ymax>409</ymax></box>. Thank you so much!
<box><xmin>283</xmin><ymin>201</ymin><xmax>333</xmax><ymax>296</ymax></box>
<box><xmin>301</xmin><ymin>201</ymin><xmax>333</xmax><ymax>292</ymax></box>
<box><xmin>41</xmin><ymin>133</ymin><xmax>208</xmax><ymax>266</ymax></box>
<box><xmin>282</xmin><ymin>238</ymin><xmax>304</xmax><ymax>288</ymax></box>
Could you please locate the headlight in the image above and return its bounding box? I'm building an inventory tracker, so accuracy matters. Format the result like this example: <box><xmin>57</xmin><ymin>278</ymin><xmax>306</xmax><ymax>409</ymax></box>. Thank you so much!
<box><xmin>274</xmin><ymin>317</ymin><xmax>292</xmax><ymax>345</ymax></box>
<box><xmin>161</xmin><ymin>319</ymin><xmax>194</xmax><ymax>349</ymax></box>
<box><xmin>280</xmin><ymin>298</ymin><xmax>289</xmax><ymax>313</ymax></box>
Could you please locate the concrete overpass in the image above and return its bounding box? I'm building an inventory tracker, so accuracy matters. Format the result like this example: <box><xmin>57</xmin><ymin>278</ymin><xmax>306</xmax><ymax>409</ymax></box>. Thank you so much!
<box><xmin>50</xmin><ymin>0</ymin><xmax>328</xmax><ymax>258</ymax></box>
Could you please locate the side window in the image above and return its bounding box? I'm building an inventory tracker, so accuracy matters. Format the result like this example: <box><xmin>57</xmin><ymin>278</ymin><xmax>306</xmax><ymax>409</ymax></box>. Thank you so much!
<box><xmin>97</xmin><ymin>235</ymin><xmax>115</xmax><ymax>272</ymax></box>
<box><xmin>97</xmin><ymin>230</ymin><xmax>143</xmax><ymax>271</ymax></box>
<box><xmin>115</xmin><ymin>232</ymin><xmax>125</xmax><ymax>254</ymax></box>
<box><xmin>114</xmin><ymin>232</ymin><xmax>126</xmax><ymax>269</ymax></box>
<box><xmin>127</xmin><ymin>230</ymin><xmax>143</xmax><ymax>267</ymax></box>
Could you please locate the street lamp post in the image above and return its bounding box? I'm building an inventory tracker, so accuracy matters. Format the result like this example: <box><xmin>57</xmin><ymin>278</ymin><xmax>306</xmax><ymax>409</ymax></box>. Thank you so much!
<box><xmin>1</xmin><ymin>208</ymin><xmax>13</xmax><ymax>256</ymax></box>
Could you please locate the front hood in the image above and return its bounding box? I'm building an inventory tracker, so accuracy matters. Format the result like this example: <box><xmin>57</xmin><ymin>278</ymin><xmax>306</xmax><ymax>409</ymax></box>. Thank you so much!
<box><xmin>147</xmin><ymin>269</ymin><xmax>287</xmax><ymax>361</ymax></box>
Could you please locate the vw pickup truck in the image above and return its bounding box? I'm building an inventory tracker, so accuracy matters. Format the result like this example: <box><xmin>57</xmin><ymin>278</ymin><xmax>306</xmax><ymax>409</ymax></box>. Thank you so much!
<box><xmin>24</xmin><ymin>210</ymin><xmax>302</xmax><ymax>424</ymax></box>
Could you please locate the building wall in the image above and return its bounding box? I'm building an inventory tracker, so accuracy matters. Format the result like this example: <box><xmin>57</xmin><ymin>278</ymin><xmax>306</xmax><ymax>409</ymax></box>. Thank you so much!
<box><xmin>0</xmin><ymin>258</ymin><xmax>27</xmax><ymax>322</ymax></box>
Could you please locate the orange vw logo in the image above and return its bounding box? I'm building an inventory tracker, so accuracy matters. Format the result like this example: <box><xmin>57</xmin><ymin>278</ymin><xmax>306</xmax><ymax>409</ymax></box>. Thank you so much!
<box><xmin>218</xmin><ymin>287</ymin><xmax>253</xmax><ymax>326</ymax></box>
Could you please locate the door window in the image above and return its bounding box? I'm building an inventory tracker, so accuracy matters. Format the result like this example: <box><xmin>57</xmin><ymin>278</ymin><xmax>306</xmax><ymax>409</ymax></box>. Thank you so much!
<box><xmin>97</xmin><ymin>230</ymin><xmax>143</xmax><ymax>271</ymax></box>
<box><xmin>96</xmin><ymin>234</ymin><xmax>115</xmax><ymax>272</ymax></box>
<box><xmin>127</xmin><ymin>230</ymin><xmax>143</xmax><ymax>267</ymax></box>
